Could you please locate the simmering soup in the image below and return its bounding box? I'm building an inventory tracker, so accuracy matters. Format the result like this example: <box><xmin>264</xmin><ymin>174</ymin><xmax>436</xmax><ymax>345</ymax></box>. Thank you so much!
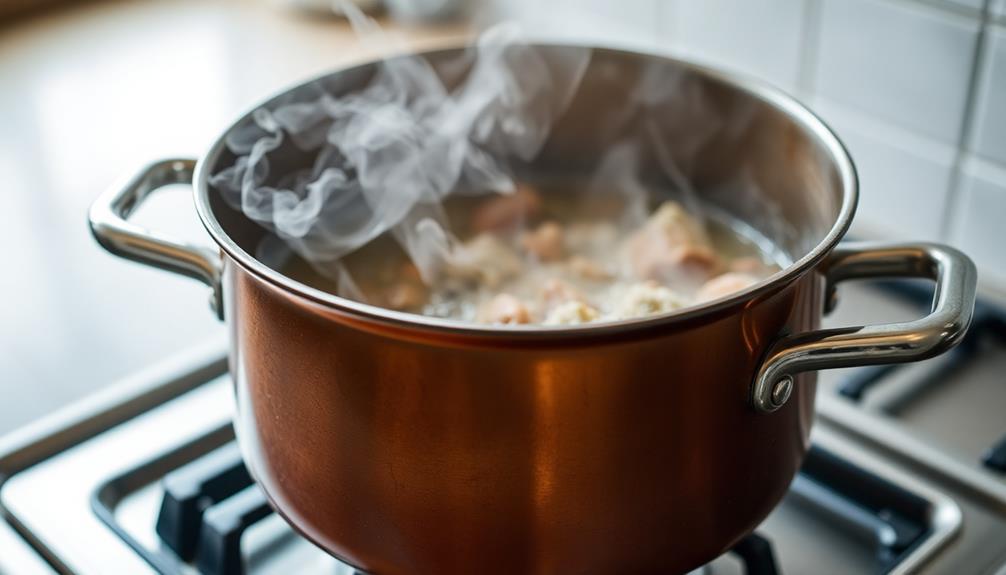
<box><xmin>278</xmin><ymin>182</ymin><xmax>787</xmax><ymax>326</ymax></box>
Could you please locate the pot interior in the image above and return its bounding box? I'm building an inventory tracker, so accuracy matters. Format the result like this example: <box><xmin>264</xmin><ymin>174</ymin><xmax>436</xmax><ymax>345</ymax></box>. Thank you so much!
<box><xmin>201</xmin><ymin>45</ymin><xmax>852</xmax><ymax>303</ymax></box>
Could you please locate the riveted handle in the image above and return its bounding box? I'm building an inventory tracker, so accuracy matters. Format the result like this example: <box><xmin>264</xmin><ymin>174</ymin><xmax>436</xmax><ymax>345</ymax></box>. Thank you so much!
<box><xmin>752</xmin><ymin>242</ymin><xmax>977</xmax><ymax>413</ymax></box>
<box><xmin>88</xmin><ymin>159</ymin><xmax>223</xmax><ymax>318</ymax></box>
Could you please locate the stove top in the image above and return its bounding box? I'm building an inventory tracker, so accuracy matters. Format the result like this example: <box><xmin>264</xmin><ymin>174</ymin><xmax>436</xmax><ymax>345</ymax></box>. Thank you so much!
<box><xmin>2</xmin><ymin>283</ymin><xmax>1006</xmax><ymax>575</ymax></box>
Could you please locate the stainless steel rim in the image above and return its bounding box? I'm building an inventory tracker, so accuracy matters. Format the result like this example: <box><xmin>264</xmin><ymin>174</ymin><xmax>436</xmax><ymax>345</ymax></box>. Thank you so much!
<box><xmin>190</xmin><ymin>43</ymin><xmax>859</xmax><ymax>337</ymax></box>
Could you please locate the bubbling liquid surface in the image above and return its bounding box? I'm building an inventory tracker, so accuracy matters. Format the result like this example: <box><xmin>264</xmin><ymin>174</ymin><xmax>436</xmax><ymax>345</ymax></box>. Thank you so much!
<box><xmin>277</xmin><ymin>181</ymin><xmax>789</xmax><ymax>326</ymax></box>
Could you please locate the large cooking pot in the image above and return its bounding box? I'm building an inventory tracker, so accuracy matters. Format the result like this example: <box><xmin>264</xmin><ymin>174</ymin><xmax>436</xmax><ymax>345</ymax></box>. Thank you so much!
<box><xmin>89</xmin><ymin>44</ymin><xmax>977</xmax><ymax>574</ymax></box>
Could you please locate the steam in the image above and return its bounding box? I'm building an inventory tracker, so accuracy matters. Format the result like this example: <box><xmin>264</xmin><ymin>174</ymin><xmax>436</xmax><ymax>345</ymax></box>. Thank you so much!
<box><xmin>211</xmin><ymin>12</ymin><xmax>799</xmax><ymax>306</ymax></box>
<box><xmin>210</xmin><ymin>19</ymin><xmax>590</xmax><ymax>286</ymax></box>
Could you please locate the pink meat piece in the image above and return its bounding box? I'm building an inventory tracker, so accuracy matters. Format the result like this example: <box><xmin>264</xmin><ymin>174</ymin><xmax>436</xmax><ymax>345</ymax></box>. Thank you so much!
<box><xmin>624</xmin><ymin>202</ymin><xmax>719</xmax><ymax>286</ymax></box>
<box><xmin>697</xmin><ymin>272</ymin><xmax>759</xmax><ymax>302</ymax></box>
<box><xmin>480</xmin><ymin>294</ymin><xmax>532</xmax><ymax>325</ymax></box>
<box><xmin>471</xmin><ymin>183</ymin><xmax>542</xmax><ymax>234</ymax></box>
<box><xmin>520</xmin><ymin>221</ymin><xmax>565</xmax><ymax>262</ymax></box>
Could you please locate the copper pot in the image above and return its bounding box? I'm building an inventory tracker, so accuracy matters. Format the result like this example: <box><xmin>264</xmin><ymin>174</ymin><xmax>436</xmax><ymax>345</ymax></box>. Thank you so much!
<box><xmin>89</xmin><ymin>45</ymin><xmax>977</xmax><ymax>574</ymax></box>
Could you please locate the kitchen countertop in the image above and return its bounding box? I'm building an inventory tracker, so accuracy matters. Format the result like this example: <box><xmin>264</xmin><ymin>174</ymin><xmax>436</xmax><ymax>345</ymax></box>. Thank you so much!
<box><xmin>0</xmin><ymin>0</ymin><xmax>467</xmax><ymax>434</ymax></box>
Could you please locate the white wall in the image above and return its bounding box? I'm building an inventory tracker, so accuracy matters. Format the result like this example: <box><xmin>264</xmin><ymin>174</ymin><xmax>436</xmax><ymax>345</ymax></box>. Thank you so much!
<box><xmin>490</xmin><ymin>0</ymin><xmax>1006</xmax><ymax>295</ymax></box>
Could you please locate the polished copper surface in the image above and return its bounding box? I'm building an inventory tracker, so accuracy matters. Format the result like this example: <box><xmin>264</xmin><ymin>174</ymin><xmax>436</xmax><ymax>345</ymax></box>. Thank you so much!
<box><xmin>228</xmin><ymin>259</ymin><xmax>821</xmax><ymax>575</ymax></box>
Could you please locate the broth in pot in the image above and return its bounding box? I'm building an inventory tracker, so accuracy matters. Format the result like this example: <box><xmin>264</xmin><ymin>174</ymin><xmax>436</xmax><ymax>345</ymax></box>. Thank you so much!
<box><xmin>279</xmin><ymin>181</ymin><xmax>787</xmax><ymax>326</ymax></box>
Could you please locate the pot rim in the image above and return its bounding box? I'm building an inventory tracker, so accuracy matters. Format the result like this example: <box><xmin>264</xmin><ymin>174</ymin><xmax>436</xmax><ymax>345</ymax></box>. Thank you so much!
<box><xmin>192</xmin><ymin>43</ymin><xmax>858</xmax><ymax>338</ymax></box>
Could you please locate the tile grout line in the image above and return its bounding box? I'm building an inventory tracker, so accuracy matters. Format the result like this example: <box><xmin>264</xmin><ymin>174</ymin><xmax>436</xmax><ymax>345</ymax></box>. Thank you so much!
<box><xmin>796</xmin><ymin>0</ymin><xmax>823</xmax><ymax>102</ymax></box>
<box><xmin>939</xmin><ymin>0</ymin><xmax>993</xmax><ymax>241</ymax></box>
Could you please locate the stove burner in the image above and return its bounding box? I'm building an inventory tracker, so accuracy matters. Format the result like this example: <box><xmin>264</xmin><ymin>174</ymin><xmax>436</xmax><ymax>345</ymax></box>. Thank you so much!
<box><xmin>794</xmin><ymin>447</ymin><xmax>930</xmax><ymax>569</ymax></box>
<box><xmin>99</xmin><ymin>440</ymin><xmax>943</xmax><ymax>575</ymax></box>
<box><xmin>982</xmin><ymin>434</ymin><xmax>1006</xmax><ymax>473</ymax></box>
<box><xmin>729</xmin><ymin>533</ymin><xmax>779</xmax><ymax>575</ymax></box>
<box><xmin>149</xmin><ymin>442</ymin><xmax>783</xmax><ymax>575</ymax></box>
<box><xmin>835</xmin><ymin>280</ymin><xmax>1006</xmax><ymax>474</ymax></box>
<box><xmin>156</xmin><ymin>444</ymin><xmax>251</xmax><ymax>562</ymax></box>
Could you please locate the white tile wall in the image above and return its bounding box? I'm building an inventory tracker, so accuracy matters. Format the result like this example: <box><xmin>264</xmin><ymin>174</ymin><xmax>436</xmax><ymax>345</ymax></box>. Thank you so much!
<box><xmin>952</xmin><ymin>157</ymin><xmax>1006</xmax><ymax>281</ymax></box>
<box><xmin>993</xmin><ymin>0</ymin><xmax>1006</xmax><ymax>21</ymax></box>
<box><xmin>942</xmin><ymin>0</ymin><xmax>986</xmax><ymax>13</ymax></box>
<box><xmin>659</xmin><ymin>0</ymin><xmax>807</xmax><ymax>92</ymax></box>
<box><xmin>813</xmin><ymin>98</ymin><xmax>955</xmax><ymax>240</ymax></box>
<box><xmin>483</xmin><ymin>0</ymin><xmax>1006</xmax><ymax>295</ymax></box>
<box><xmin>970</xmin><ymin>25</ymin><xmax>1006</xmax><ymax>164</ymax></box>
<box><xmin>491</xmin><ymin>0</ymin><xmax>660</xmax><ymax>50</ymax></box>
<box><xmin>812</xmin><ymin>0</ymin><xmax>980</xmax><ymax>143</ymax></box>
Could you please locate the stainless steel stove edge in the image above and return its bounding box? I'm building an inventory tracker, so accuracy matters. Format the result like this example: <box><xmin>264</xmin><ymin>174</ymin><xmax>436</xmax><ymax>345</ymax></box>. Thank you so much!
<box><xmin>819</xmin><ymin>394</ymin><xmax>1006</xmax><ymax>574</ymax></box>
<box><xmin>0</xmin><ymin>338</ymin><xmax>229</xmax><ymax>574</ymax></box>
<box><xmin>819</xmin><ymin>395</ymin><xmax>1006</xmax><ymax>510</ymax></box>
<box><xmin>811</xmin><ymin>427</ymin><xmax>963</xmax><ymax>574</ymax></box>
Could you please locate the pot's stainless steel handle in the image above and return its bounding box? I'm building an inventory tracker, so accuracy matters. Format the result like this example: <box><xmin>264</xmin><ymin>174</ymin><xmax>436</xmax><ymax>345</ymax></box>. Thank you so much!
<box><xmin>752</xmin><ymin>242</ymin><xmax>977</xmax><ymax>414</ymax></box>
<box><xmin>88</xmin><ymin>158</ymin><xmax>223</xmax><ymax>317</ymax></box>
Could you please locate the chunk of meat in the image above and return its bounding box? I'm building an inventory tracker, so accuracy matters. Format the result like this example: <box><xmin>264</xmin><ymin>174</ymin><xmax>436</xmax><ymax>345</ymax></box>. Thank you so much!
<box><xmin>615</xmin><ymin>282</ymin><xmax>688</xmax><ymax>319</ymax></box>
<box><xmin>730</xmin><ymin>257</ymin><xmax>771</xmax><ymax>275</ymax></box>
<box><xmin>697</xmin><ymin>272</ymin><xmax>759</xmax><ymax>302</ymax></box>
<box><xmin>399</xmin><ymin>262</ymin><xmax>423</xmax><ymax>283</ymax></box>
<box><xmin>568</xmin><ymin>256</ymin><xmax>613</xmax><ymax>281</ymax></box>
<box><xmin>480</xmin><ymin>294</ymin><xmax>532</xmax><ymax>325</ymax></box>
<box><xmin>540</xmin><ymin>278</ymin><xmax>586</xmax><ymax>310</ymax></box>
<box><xmin>623</xmin><ymin>201</ymin><xmax>719</xmax><ymax>285</ymax></box>
<box><xmin>471</xmin><ymin>183</ymin><xmax>542</xmax><ymax>233</ymax></box>
<box><xmin>545</xmin><ymin>301</ymin><xmax>600</xmax><ymax>325</ymax></box>
<box><xmin>445</xmin><ymin>234</ymin><xmax>523</xmax><ymax>288</ymax></box>
<box><xmin>520</xmin><ymin>221</ymin><xmax>565</xmax><ymax>262</ymax></box>
<box><xmin>385</xmin><ymin>282</ymin><xmax>427</xmax><ymax>311</ymax></box>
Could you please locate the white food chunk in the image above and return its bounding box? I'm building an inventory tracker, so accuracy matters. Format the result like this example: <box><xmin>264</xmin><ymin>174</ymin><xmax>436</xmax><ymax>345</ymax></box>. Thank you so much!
<box><xmin>446</xmin><ymin>234</ymin><xmax>523</xmax><ymax>288</ymax></box>
<box><xmin>545</xmin><ymin>301</ymin><xmax>600</xmax><ymax>325</ymax></box>
<box><xmin>540</xmin><ymin>278</ymin><xmax>585</xmax><ymax>310</ymax></box>
<box><xmin>615</xmin><ymin>282</ymin><xmax>688</xmax><ymax>319</ymax></box>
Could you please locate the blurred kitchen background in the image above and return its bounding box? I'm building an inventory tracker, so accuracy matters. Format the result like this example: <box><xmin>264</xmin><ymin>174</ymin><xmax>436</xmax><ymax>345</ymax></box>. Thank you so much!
<box><xmin>0</xmin><ymin>0</ymin><xmax>1003</xmax><ymax>434</ymax></box>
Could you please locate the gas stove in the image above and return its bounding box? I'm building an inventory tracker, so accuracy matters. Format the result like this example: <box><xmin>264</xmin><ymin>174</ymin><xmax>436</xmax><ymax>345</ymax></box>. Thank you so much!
<box><xmin>2</xmin><ymin>283</ymin><xmax>1005</xmax><ymax>575</ymax></box>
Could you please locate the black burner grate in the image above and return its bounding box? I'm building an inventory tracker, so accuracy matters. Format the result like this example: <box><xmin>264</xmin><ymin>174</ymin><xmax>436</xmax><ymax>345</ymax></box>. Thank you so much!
<box><xmin>156</xmin><ymin>444</ymin><xmax>251</xmax><ymax>562</ymax></box>
<box><xmin>131</xmin><ymin>441</ymin><xmax>940</xmax><ymax>575</ymax></box>
<box><xmin>151</xmin><ymin>443</ymin><xmax>782</xmax><ymax>575</ymax></box>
